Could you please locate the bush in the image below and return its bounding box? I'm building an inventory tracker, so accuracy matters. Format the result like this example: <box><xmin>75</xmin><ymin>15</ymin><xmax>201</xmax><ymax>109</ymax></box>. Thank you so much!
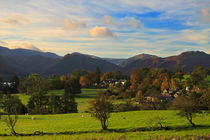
<box><xmin>113</xmin><ymin>101</ymin><xmax>139</xmax><ymax>112</ymax></box>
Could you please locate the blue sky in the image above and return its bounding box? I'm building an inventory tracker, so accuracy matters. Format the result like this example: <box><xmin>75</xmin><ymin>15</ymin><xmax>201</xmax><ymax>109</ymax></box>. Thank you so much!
<box><xmin>0</xmin><ymin>0</ymin><xmax>209</xmax><ymax>58</ymax></box>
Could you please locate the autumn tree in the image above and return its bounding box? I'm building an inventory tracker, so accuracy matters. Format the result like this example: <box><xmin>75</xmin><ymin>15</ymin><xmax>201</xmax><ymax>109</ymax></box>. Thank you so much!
<box><xmin>136</xmin><ymin>90</ymin><xmax>144</xmax><ymax>104</ymax></box>
<box><xmin>100</xmin><ymin>72</ymin><xmax>112</xmax><ymax>81</ymax></box>
<box><xmin>112</xmin><ymin>70</ymin><xmax>123</xmax><ymax>80</ymax></box>
<box><xmin>200</xmin><ymin>88</ymin><xmax>210</xmax><ymax>111</ymax></box>
<box><xmin>130</xmin><ymin>68</ymin><xmax>149</xmax><ymax>90</ymax></box>
<box><xmin>80</xmin><ymin>71</ymin><xmax>96</xmax><ymax>87</ymax></box>
<box><xmin>89</xmin><ymin>93</ymin><xmax>113</xmax><ymax>130</ymax></box>
<box><xmin>172</xmin><ymin>95</ymin><xmax>201</xmax><ymax>127</ymax></box>
<box><xmin>161</xmin><ymin>76</ymin><xmax>170</xmax><ymax>91</ymax></box>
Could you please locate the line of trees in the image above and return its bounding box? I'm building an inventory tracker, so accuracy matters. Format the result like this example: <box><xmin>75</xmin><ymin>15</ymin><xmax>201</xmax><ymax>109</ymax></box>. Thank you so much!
<box><xmin>0</xmin><ymin>66</ymin><xmax>209</xmax><ymax>134</ymax></box>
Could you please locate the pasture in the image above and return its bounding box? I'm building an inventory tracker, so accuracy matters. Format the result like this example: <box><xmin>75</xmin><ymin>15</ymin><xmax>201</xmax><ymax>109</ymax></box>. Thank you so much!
<box><xmin>15</xmin><ymin>88</ymin><xmax>105</xmax><ymax>113</ymax></box>
<box><xmin>6</xmin><ymin>83</ymin><xmax>210</xmax><ymax>139</ymax></box>
<box><xmin>0</xmin><ymin>110</ymin><xmax>209</xmax><ymax>140</ymax></box>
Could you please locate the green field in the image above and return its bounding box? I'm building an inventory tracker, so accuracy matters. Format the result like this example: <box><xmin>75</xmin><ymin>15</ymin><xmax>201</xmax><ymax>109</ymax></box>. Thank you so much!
<box><xmin>0</xmin><ymin>111</ymin><xmax>209</xmax><ymax>140</ymax></box>
<box><xmin>14</xmin><ymin>88</ymin><xmax>105</xmax><ymax>113</ymax></box>
<box><xmin>6</xmin><ymin>88</ymin><xmax>210</xmax><ymax>139</ymax></box>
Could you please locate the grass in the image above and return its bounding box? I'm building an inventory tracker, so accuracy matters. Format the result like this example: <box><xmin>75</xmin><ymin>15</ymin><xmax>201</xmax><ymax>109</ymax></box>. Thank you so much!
<box><xmin>0</xmin><ymin>110</ymin><xmax>209</xmax><ymax>139</ymax></box>
<box><xmin>14</xmin><ymin>88</ymin><xmax>105</xmax><ymax>113</ymax></box>
<box><xmin>9</xmin><ymin>87</ymin><xmax>210</xmax><ymax>139</ymax></box>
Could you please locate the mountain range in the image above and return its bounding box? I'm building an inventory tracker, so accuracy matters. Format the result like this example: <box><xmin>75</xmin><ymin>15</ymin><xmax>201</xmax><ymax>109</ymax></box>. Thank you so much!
<box><xmin>0</xmin><ymin>46</ymin><xmax>210</xmax><ymax>80</ymax></box>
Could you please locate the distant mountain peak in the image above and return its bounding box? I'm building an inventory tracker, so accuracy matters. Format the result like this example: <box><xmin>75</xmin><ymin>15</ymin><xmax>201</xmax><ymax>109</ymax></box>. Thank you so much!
<box><xmin>118</xmin><ymin>53</ymin><xmax>158</xmax><ymax>67</ymax></box>
<box><xmin>0</xmin><ymin>46</ymin><xmax>60</xmax><ymax>59</ymax></box>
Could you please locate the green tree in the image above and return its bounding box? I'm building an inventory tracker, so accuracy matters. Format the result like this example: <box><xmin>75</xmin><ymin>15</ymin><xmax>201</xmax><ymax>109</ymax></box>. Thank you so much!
<box><xmin>0</xmin><ymin>94</ymin><xmax>27</xmax><ymax>114</ymax></box>
<box><xmin>18</xmin><ymin>77</ymin><xmax>28</xmax><ymax>93</ymax></box>
<box><xmin>25</xmin><ymin>74</ymin><xmax>48</xmax><ymax>94</ymax></box>
<box><xmin>66</xmin><ymin>78</ymin><xmax>81</xmax><ymax>94</ymax></box>
<box><xmin>0</xmin><ymin>76</ymin><xmax>3</xmax><ymax>91</ymax></box>
<box><xmin>189</xmin><ymin>66</ymin><xmax>208</xmax><ymax>88</ymax></box>
<box><xmin>89</xmin><ymin>93</ymin><xmax>113</xmax><ymax>130</ymax></box>
<box><xmin>61</xmin><ymin>79</ymin><xmax>78</xmax><ymax>113</ymax></box>
<box><xmin>10</xmin><ymin>75</ymin><xmax>20</xmax><ymax>93</ymax></box>
<box><xmin>47</xmin><ymin>74</ymin><xmax>63</xmax><ymax>90</ymax></box>
<box><xmin>48</xmin><ymin>95</ymin><xmax>62</xmax><ymax>114</ymax></box>
<box><xmin>95</xmin><ymin>66</ymin><xmax>101</xmax><ymax>84</ymax></box>
<box><xmin>27</xmin><ymin>92</ymin><xmax>49</xmax><ymax>114</ymax></box>
<box><xmin>0</xmin><ymin>92</ymin><xmax>26</xmax><ymax>135</ymax></box>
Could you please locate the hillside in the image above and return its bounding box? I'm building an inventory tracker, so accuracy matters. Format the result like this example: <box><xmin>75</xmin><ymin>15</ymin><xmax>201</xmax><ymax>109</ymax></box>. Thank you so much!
<box><xmin>0</xmin><ymin>46</ymin><xmax>60</xmax><ymax>59</ymax></box>
<box><xmin>0</xmin><ymin>56</ymin><xmax>19</xmax><ymax>79</ymax></box>
<box><xmin>43</xmin><ymin>52</ymin><xmax>120</xmax><ymax>76</ymax></box>
<box><xmin>119</xmin><ymin>54</ymin><xmax>158</xmax><ymax>67</ymax></box>
<box><xmin>103</xmin><ymin>58</ymin><xmax>125</xmax><ymax>65</ymax></box>
<box><xmin>0</xmin><ymin>46</ymin><xmax>210</xmax><ymax>79</ymax></box>
<box><xmin>121</xmin><ymin>51</ymin><xmax>210</xmax><ymax>74</ymax></box>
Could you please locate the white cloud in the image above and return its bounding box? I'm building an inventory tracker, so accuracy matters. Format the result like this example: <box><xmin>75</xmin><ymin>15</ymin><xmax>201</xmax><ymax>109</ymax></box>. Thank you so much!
<box><xmin>20</xmin><ymin>43</ymin><xmax>41</xmax><ymax>51</ymax></box>
<box><xmin>0</xmin><ymin>41</ymin><xmax>8</xmax><ymax>46</ymax></box>
<box><xmin>1</xmin><ymin>15</ymin><xmax>28</xmax><ymax>25</ymax></box>
<box><xmin>103</xmin><ymin>15</ymin><xmax>113</xmax><ymax>25</ymax></box>
<box><xmin>0</xmin><ymin>41</ymin><xmax>41</xmax><ymax>51</ymax></box>
<box><xmin>0</xmin><ymin>0</ymin><xmax>209</xmax><ymax>57</ymax></box>
<box><xmin>88</xmin><ymin>26</ymin><xmax>113</xmax><ymax>37</ymax></box>
<box><xmin>201</xmin><ymin>8</ymin><xmax>210</xmax><ymax>23</ymax></box>
<box><xmin>63</xmin><ymin>18</ymin><xmax>86</xmax><ymax>31</ymax></box>
<box><xmin>122</xmin><ymin>17</ymin><xmax>144</xmax><ymax>30</ymax></box>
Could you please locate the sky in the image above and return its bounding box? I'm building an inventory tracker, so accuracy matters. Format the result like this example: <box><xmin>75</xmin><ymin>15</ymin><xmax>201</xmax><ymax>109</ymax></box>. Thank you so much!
<box><xmin>0</xmin><ymin>0</ymin><xmax>209</xmax><ymax>58</ymax></box>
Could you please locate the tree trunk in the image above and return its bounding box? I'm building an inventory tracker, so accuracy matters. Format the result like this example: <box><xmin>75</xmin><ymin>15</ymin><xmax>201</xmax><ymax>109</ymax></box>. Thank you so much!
<box><xmin>186</xmin><ymin>113</ymin><xmax>196</xmax><ymax>127</ymax></box>
<box><xmin>101</xmin><ymin>120</ymin><xmax>107</xmax><ymax>130</ymax></box>
<box><xmin>11</xmin><ymin>127</ymin><xmax>17</xmax><ymax>135</ymax></box>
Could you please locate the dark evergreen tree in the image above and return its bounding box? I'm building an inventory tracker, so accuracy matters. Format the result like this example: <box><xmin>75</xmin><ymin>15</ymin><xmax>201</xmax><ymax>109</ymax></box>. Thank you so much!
<box><xmin>65</xmin><ymin>78</ymin><xmax>81</xmax><ymax>94</ymax></box>
<box><xmin>61</xmin><ymin>80</ymin><xmax>78</xmax><ymax>113</ymax></box>
<box><xmin>47</xmin><ymin>74</ymin><xmax>63</xmax><ymax>90</ymax></box>
<box><xmin>10</xmin><ymin>75</ymin><xmax>20</xmax><ymax>93</ymax></box>
<box><xmin>95</xmin><ymin>66</ymin><xmax>101</xmax><ymax>84</ymax></box>
<box><xmin>48</xmin><ymin>95</ymin><xmax>62</xmax><ymax>114</ymax></box>
<box><xmin>0</xmin><ymin>76</ymin><xmax>3</xmax><ymax>91</ymax></box>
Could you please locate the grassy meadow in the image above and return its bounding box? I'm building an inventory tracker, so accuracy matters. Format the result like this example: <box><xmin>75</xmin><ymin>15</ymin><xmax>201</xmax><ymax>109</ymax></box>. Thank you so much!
<box><xmin>15</xmin><ymin>88</ymin><xmax>105</xmax><ymax>113</ymax></box>
<box><xmin>0</xmin><ymin>111</ymin><xmax>209</xmax><ymax>140</ymax></box>
<box><xmin>4</xmin><ymin>82</ymin><xmax>210</xmax><ymax>139</ymax></box>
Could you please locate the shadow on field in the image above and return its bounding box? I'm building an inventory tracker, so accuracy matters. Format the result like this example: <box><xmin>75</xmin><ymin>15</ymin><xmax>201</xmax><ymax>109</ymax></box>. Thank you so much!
<box><xmin>75</xmin><ymin>94</ymin><xmax>94</xmax><ymax>99</ymax></box>
<box><xmin>1</xmin><ymin>125</ymin><xmax>210</xmax><ymax>137</ymax></box>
